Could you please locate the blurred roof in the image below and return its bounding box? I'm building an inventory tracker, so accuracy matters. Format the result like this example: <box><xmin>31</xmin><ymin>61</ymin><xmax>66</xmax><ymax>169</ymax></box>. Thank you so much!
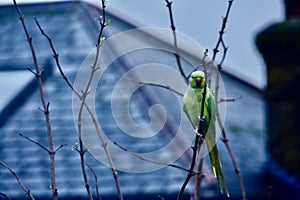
<box><xmin>0</xmin><ymin>1</ymin><xmax>278</xmax><ymax>200</ymax></box>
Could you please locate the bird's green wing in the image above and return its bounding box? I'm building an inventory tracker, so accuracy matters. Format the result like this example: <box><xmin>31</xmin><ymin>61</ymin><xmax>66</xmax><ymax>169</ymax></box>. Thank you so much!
<box><xmin>183</xmin><ymin>87</ymin><xmax>202</xmax><ymax>128</ymax></box>
<box><xmin>205</xmin><ymin>89</ymin><xmax>230</xmax><ymax>197</ymax></box>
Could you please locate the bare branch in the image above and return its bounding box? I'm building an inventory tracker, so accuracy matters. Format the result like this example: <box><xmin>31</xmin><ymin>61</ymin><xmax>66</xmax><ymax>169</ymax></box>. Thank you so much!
<box><xmin>114</xmin><ymin>142</ymin><xmax>194</xmax><ymax>174</ymax></box>
<box><xmin>211</xmin><ymin>1</ymin><xmax>247</xmax><ymax>199</ymax></box>
<box><xmin>165</xmin><ymin>0</ymin><xmax>189</xmax><ymax>85</ymax></box>
<box><xmin>177</xmin><ymin>134</ymin><xmax>204</xmax><ymax>200</ymax></box>
<box><xmin>218</xmin><ymin>96</ymin><xmax>242</xmax><ymax>103</ymax></box>
<box><xmin>97</xmin><ymin>0</ymin><xmax>107</xmax><ymax>45</ymax></box>
<box><xmin>13</xmin><ymin>1</ymin><xmax>58</xmax><ymax>199</ymax></box>
<box><xmin>217</xmin><ymin>114</ymin><xmax>246</xmax><ymax>200</ymax></box>
<box><xmin>177</xmin><ymin>51</ymin><xmax>209</xmax><ymax>200</ymax></box>
<box><xmin>212</xmin><ymin>0</ymin><xmax>233</xmax><ymax>62</ymax></box>
<box><xmin>0</xmin><ymin>161</ymin><xmax>35</xmax><ymax>200</ymax></box>
<box><xmin>125</xmin><ymin>77</ymin><xmax>184</xmax><ymax>96</ymax></box>
<box><xmin>75</xmin><ymin>2</ymin><xmax>122</xmax><ymax>199</ymax></box>
<box><xmin>26</xmin><ymin>67</ymin><xmax>40</xmax><ymax>77</ymax></box>
<box><xmin>36</xmin><ymin>12</ymin><xmax>93</xmax><ymax>200</ymax></box>
<box><xmin>54</xmin><ymin>144</ymin><xmax>67</xmax><ymax>152</ymax></box>
<box><xmin>19</xmin><ymin>133</ymin><xmax>49</xmax><ymax>153</ymax></box>
<box><xmin>34</xmin><ymin>17</ymin><xmax>75</xmax><ymax>92</ymax></box>
<box><xmin>0</xmin><ymin>192</ymin><xmax>11</xmax><ymax>200</ymax></box>
<box><xmin>158</xmin><ymin>195</ymin><xmax>166</xmax><ymax>200</ymax></box>
<box><xmin>86</xmin><ymin>163</ymin><xmax>102</xmax><ymax>200</ymax></box>
<box><xmin>194</xmin><ymin>146</ymin><xmax>205</xmax><ymax>200</ymax></box>
<box><xmin>77</xmin><ymin>139</ymin><xmax>93</xmax><ymax>200</ymax></box>
<box><xmin>76</xmin><ymin>1</ymin><xmax>123</xmax><ymax>199</ymax></box>
<box><xmin>34</xmin><ymin>2</ymin><xmax>123</xmax><ymax>199</ymax></box>
<box><xmin>19</xmin><ymin>133</ymin><xmax>65</xmax><ymax>156</ymax></box>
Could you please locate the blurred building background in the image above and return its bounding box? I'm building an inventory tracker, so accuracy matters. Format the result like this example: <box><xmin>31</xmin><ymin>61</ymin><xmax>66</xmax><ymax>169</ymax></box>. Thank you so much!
<box><xmin>256</xmin><ymin>0</ymin><xmax>300</xmax><ymax>191</ymax></box>
<box><xmin>0</xmin><ymin>0</ymin><xmax>298</xmax><ymax>200</ymax></box>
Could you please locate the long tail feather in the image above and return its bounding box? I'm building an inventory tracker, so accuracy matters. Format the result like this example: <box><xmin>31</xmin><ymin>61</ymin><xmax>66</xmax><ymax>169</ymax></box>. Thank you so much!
<box><xmin>208</xmin><ymin>145</ymin><xmax>230</xmax><ymax>197</ymax></box>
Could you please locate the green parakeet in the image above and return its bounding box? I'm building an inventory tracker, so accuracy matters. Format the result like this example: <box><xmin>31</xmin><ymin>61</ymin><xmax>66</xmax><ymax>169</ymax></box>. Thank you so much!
<box><xmin>183</xmin><ymin>71</ymin><xmax>229</xmax><ymax>197</ymax></box>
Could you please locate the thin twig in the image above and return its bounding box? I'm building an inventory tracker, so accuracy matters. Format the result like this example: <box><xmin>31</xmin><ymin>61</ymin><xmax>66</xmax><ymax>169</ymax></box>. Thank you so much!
<box><xmin>34</xmin><ymin>1</ymin><xmax>123</xmax><ymax>199</ymax></box>
<box><xmin>177</xmin><ymin>51</ymin><xmax>209</xmax><ymax>200</ymax></box>
<box><xmin>194</xmin><ymin>139</ymin><xmax>205</xmax><ymax>200</ymax></box>
<box><xmin>35</xmin><ymin>4</ymin><xmax>99</xmax><ymax>200</ymax></box>
<box><xmin>218</xmin><ymin>96</ymin><xmax>242</xmax><ymax>103</ymax></box>
<box><xmin>33</xmin><ymin>17</ymin><xmax>80</xmax><ymax>97</ymax></box>
<box><xmin>75</xmin><ymin>1</ymin><xmax>107</xmax><ymax>199</ymax></box>
<box><xmin>13</xmin><ymin>1</ymin><xmax>58</xmax><ymax>199</ymax></box>
<box><xmin>212</xmin><ymin>0</ymin><xmax>233</xmax><ymax>62</ymax></box>
<box><xmin>79</xmin><ymin>140</ymin><xmax>93</xmax><ymax>200</ymax></box>
<box><xmin>158</xmin><ymin>195</ymin><xmax>166</xmax><ymax>200</ymax></box>
<box><xmin>0</xmin><ymin>161</ymin><xmax>35</xmax><ymax>200</ymax></box>
<box><xmin>20</xmin><ymin>132</ymin><xmax>65</xmax><ymax>154</ymax></box>
<box><xmin>78</xmin><ymin>1</ymin><xmax>123</xmax><ymax>198</ymax></box>
<box><xmin>0</xmin><ymin>192</ymin><xmax>11</xmax><ymax>200</ymax></box>
<box><xmin>72</xmin><ymin>142</ymin><xmax>92</xmax><ymax>200</ymax></box>
<box><xmin>125</xmin><ymin>77</ymin><xmax>184</xmax><ymax>96</ymax></box>
<box><xmin>54</xmin><ymin>144</ymin><xmax>66</xmax><ymax>152</ymax></box>
<box><xmin>193</xmin><ymin>50</ymin><xmax>210</xmax><ymax>200</ymax></box>
<box><xmin>177</xmin><ymin>134</ymin><xmax>204</xmax><ymax>200</ymax></box>
<box><xmin>217</xmin><ymin>114</ymin><xmax>246</xmax><ymax>199</ymax></box>
<box><xmin>165</xmin><ymin>0</ymin><xmax>189</xmax><ymax>84</ymax></box>
<box><xmin>26</xmin><ymin>67</ymin><xmax>40</xmax><ymax>77</ymax></box>
<box><xmin>33</xmin><ymin>17</ymin><xmax>75</xmax><ymax>91</ymax></box>
<box><xmin>35</xmin><ymin>22</ymin><xmax>86</xmax><ymax>199</ymax></box>
<box><xmin>211</xmin><ymin>1</ymin><xmax>247</xmax><ymax>199</ymax></box>
<box><xmin>19</xmin><ymin>133</ymin><xmax>66</xmax><ymax>154</ymax></box>
<box><xmin>97</xmin><ymin>0</ymin><xmax>107</xmax><ymax>45</ymax></box>
<box><xmin>86</xmin><ymin>163</ymin><xmax>102</xmax><ymax>200</ymax></box>
<box><xmin>193</xmin><ymin>51</ymin><xmax>209</xmax><ymax>200</ymax></box>
<box><xmin>19</xmin><ymin>133</ymin><xmax>49</xmax><ymax>153</ymax></box>
<box><xmin>114</xmin><ymin>142</ymin><xmax>195</xmax><ymax>174</ymax></box>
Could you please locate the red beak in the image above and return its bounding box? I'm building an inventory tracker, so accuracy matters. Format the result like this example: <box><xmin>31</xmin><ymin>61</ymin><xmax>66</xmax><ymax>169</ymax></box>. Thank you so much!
<box><xmin>196</xmin><ymin>78</ymin><xmax>202</xmax><ymax>87</ymax></box>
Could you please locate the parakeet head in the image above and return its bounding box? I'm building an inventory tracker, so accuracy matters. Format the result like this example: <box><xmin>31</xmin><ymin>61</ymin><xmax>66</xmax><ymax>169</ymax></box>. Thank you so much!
<box><xmin>189</xmin><ymin>71</ymin><xmax>205</xmax><ymax>89</ymax></box>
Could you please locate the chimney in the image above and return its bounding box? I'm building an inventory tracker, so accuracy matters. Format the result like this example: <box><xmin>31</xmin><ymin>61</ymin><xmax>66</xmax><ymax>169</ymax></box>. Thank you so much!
<box><xmin>256</xmin><ymin>0</ymin><xmax>300</xmax><ymax>181</ymax></box>
<box><xmin>284</xmin><ymin>0</ymin><xmax>300</xmax><ymax>18</ymax></box>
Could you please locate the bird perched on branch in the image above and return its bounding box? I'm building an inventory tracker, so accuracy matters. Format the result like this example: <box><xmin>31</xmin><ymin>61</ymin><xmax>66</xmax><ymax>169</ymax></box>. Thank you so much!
<box><xmin>183</xmin><ymin>70</ymin><xmax>229</xmax><ymax>197</ymax></box>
